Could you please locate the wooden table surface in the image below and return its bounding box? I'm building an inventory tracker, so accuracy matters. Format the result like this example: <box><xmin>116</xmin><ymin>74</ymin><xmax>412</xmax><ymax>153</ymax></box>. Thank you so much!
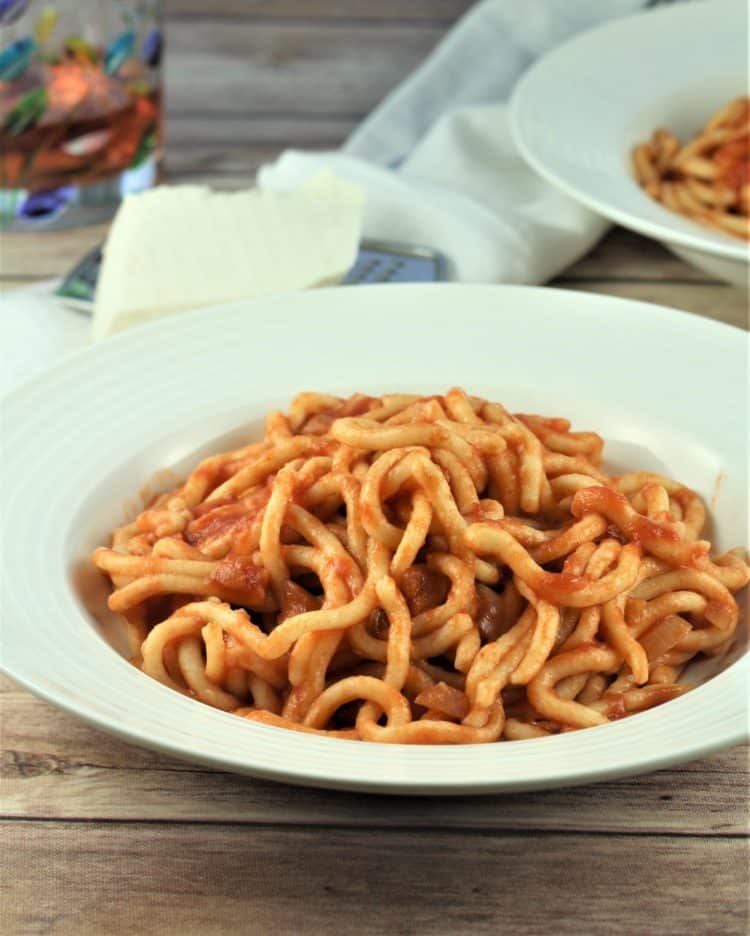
<box><xmin>1</xmin><ymin>3</ymin><xmax>748</xmax><ymax>934</ymax></box>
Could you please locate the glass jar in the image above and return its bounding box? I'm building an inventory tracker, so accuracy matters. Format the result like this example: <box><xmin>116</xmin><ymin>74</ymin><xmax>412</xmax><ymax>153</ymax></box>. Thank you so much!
<box><xmin>0</xmin><ymin>0</ymin><xmax>162</xmax><ymax>230</ymax></box>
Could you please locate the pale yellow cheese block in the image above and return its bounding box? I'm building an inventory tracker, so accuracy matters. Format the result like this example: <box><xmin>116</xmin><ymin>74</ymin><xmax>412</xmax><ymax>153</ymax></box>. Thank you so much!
<box><xmin>92</xmin><ymin>171</ymin><xmax>364</xmax><ymax>340</ymax></box>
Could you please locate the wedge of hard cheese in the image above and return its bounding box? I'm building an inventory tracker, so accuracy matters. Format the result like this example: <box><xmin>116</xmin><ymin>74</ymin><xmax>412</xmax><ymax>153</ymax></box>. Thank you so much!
<box><xmin>92</xmin><ymin>171</ymin><xmax>364</xmax><ymax>339</ymax></box>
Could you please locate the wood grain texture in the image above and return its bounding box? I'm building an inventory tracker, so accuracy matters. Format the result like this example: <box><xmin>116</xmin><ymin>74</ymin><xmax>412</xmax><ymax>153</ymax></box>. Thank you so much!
<box><xmin>164</xmin><ymin>141</ymin><xmax>287</xmax><ymax>177</ymax></box>
<box><xmin>0</xmin><ymin>277</ymin><xmax>42</xmax><ymax>293</ymax></box>
<box><xmin>0</xmin><ymin>216</ymin><xmax>741</xmax><ymax>304</ymax></box>
<box><xmin>166</xmin><ymin>0</ymin><xmax>475</xmax><ymax>22</ymax></box>
<box><xmin>165</xmin><ymin>114</ymin><xmax>355</xmax><ymax>152</ymax></box>
<box><xmin>164</xmin><ymin>20</ymin><xmax>444</xmax><ymax>115</ymax></box>
<box><xmin>562</xmin><ymin>226</ymin><xmax>715</xmax><ymax>282</ymax></box>
<box><xmin>1</xmin><ymin>685</ymin><xmax>748</xmax><ymax>834</ymax></box>
<box><xmin>556</xmin><ymin>280</ymin><xmax>749</xmax><ymax>331</ymax></box>
<box><xmin>2</xmin><ymin>822</ymin><xmax>747</xmax><ymax>936</ymax></box>
<box><xmin>0</xmin><ymin>224</ymin><xmax>109</xmax><ymax>280</ymax></box>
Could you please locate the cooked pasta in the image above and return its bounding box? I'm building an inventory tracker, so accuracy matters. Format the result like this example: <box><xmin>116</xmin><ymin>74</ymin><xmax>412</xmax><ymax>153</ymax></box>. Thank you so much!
<box><xmin>632</xmin><ymin>96</ymin><xmax>749</xmax><ymax>240</ymax></box>
<box><xmin>92</xmin><ymin>389</ymin><xmax>749</xmax><ymax>744</ymax></box>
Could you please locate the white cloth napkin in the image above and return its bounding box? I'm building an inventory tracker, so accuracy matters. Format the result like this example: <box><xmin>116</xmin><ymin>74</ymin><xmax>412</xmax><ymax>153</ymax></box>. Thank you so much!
<box><xmin>0</xmin><ymin>281</ymin><xmax>89</xmax><ymax>398</ymax></box>
<box><xmin>258</xmin><ymin>0</ymin><xmax>652</xmax><ymax>283</ymax></box>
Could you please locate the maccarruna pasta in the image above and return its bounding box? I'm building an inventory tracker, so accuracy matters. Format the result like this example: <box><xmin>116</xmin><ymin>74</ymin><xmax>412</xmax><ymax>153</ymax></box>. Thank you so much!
<box><xmin>93</xmin><ymin>389</ymin><xmax>749</xmax><ymax>743</ymax></box>
<box><xmin>632</xmin><ymin>96</ymin><xmax>749</xmax><ymax>240</ymax></box>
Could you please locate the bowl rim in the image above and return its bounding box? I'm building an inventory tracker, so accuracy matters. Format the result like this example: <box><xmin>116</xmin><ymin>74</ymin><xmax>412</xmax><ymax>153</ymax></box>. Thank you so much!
<box><xmin>2</xmin><ymin>283</ymin><xmax>747</xmax><ymax>794</ymax></box>
<box><xmin>509</xmin><ymin>0</ymin><xmax>749</xmax><ymax>264</ymax></box>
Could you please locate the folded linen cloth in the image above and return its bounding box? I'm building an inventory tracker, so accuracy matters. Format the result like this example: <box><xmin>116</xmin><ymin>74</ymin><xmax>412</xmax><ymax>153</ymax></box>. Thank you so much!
<box><xmin>258</xmin><ymin>0</ymin><xmax>656</xmax><ymax>283</ymax></box>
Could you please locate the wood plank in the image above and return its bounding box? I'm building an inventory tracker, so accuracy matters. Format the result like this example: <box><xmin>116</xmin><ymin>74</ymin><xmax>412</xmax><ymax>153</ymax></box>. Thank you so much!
<box><xmin>164</xmin><ymin>21</ymin><xmax>444</xmax><ymax>115</ymax></box>
<box><xmin>3</xmin><ymin>822</ymin><xmax>748</xmax><ymax>935</ymax></box>
<box><xmin>0</xmin><ymin>277</ymin><xmax>45</xmax><ymax>293</ymax></box>
<box><xmin>552</xmin><ymin>279</ymin><xmax>748</xmax><ymax>331</ymax></box>
<box><xmin>0</xmin><ymin>206</ymin><xmax>732</xmax><ymax>298</ymax></box>
<box><xmin>1</xmin><ymin>184</ymin><xmax>743</xmax><ymax>334</ymax></box>
<box><xmin>1</xmin><ymin>674</ymin><xmax>14</xmax><ymax>691</ymax></box>
<box><xmin>563</xmin><ymin>228</ymin><xmax>712</xmax><ymax>282</ymax></box>
<box><xmin>1</xmin><ymin>672</ymin><xmax>22</xmax><ymax>691</ymax></box>
<box><xmin>165</xmin><ymin>146</ymin><xmax>282</xmax><ymax>179</ymax></box>
<box><xmin>0</xmin><ymin>689</ymin><xmax>194</xmax><ymax>771</ymax></box>
<box><xmin>0</xmin><ymin>224</ymin><xmax>108</xmax><ymax>280</ymax></box>
<box><xmin>166</xmin><ymin>0</ymin><xmax>473</xmax><ymax>22</ymax></box>
<box><xmin>3</xmin><ymin>747</ymin><xmax>748</xmax><ymax>835</ymax></box>
<box><xmin>165</xmin><ymin>158</ymin><xmax>276</xmax><ymax>182</ymax></box>
<box><xmin>2</xmin><ymin>689</ymin><xmax>747</xmax><ymax>834</ymax></box>
<box><xmin>165</xmin><ymin>114</ymin><xmax>355</xmax><ymax>147</ymax></box>
<box><xmin>2</xmin><ymin>249</ymin><xmax>744</xmax><ymax>330</ymax></box>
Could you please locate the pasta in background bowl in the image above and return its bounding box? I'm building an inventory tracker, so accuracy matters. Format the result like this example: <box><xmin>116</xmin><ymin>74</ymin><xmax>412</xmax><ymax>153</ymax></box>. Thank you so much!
<box><xmin>632</xmin><ymin>97</ymin><xmax>749</xmax><ymax>242</ymax></box>
<box><xmin>1</xmin><ymin>284</ymin><xmax>747</xmax><ymax>793</ymax></box>
<box><xmin>510</xmin><ymin>0</ymin><xmax>750</xmax><ymax>287</ymax></box>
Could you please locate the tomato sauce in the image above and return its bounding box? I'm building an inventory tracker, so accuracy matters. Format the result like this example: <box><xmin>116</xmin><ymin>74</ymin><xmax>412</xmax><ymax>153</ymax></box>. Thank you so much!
<box><xmin>713</xmin><ymin>136</ymin><xmax>750</xmax><ymax>192</ymax></box>
<box><xmin>209</xmin><ymin>556</ymin><xmax>268</xmax><ymax>603</ymax></box>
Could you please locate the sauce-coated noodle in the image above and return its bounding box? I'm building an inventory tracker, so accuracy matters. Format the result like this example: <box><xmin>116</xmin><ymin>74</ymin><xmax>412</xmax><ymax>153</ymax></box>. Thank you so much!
<box><xmin>92</xmin><ymin>389</ymin><xmax>749</xmax><ymax>743</ymax></box>
<box><xmin>632</xmin><ymin>96</ymin><xmax>749</xmax><ymax>240</ymax></box>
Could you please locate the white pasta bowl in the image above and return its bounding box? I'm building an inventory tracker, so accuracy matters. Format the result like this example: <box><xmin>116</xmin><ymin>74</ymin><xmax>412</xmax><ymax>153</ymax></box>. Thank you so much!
<box><xmin>510</xmin><ymin>0</ymin><xmax>749</xmax><ymax>288</ymax></box>
<box><xmin>1</xmin><ymin>284</ymin><xmax>747</xmax><ymax>793</ymax></box>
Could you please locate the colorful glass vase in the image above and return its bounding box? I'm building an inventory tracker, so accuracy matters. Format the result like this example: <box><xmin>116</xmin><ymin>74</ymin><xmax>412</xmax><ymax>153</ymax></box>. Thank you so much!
<box><xmin>0</xmin><ymin>0</ymin><xmax>162</xmax><ymax>230</ymax></box>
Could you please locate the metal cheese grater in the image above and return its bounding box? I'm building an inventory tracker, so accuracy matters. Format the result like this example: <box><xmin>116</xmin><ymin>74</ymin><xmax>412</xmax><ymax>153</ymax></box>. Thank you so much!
<box><xmin>342</xmin><ymin>239</ymin><xmax>448</xmax><ymax>284</ymax></box>
<box><xmin>55</xmin><ymin>246</ymin><xmax>103</xmax><ymax>311</ymax></box>
<box><xmin>56</xmin><ymin>239</ymin><xmax>450</xmax><ymax>311</ymax></box>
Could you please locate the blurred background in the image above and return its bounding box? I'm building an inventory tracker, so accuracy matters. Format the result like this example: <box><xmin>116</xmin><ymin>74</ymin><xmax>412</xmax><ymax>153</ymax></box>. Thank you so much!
<box><xmin>0</xmin><ymin>0</ymin><xmax>470</xmax><ymax>218</ymax></box>
<box><xmin>0</xmin><ymin>0</ymin><xmax>746</xmax><ymax>327</ymax></box>
<box><xmin>159</xmin><ymin>1</ymin><xmax>472</xmax><ymax>184</ymax></box>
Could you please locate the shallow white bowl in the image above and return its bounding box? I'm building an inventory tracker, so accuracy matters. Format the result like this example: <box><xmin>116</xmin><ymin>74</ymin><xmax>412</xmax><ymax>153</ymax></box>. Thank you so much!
<box><xmin>1</xmin><ymin>284</ymin><xmax>747</xmax><ymax>793</ymax></box>
<box><xmin>510</xmin><ymin>0</ymin><xmax>749</xmax><ymax>288</ymax></box>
